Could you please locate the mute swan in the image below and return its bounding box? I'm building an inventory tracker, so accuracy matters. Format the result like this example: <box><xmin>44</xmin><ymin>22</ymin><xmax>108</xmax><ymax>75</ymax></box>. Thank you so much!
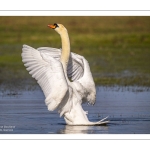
<box><xmin>21</xmin><ymin>23</ymin><xmax>109</xmax><ymax>125</ymax></box>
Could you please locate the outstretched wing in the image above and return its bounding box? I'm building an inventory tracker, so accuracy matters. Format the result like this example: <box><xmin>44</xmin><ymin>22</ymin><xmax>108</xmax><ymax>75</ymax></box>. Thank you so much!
<box><xmin>21</xmin><ymin>45</ymin><xmax>68</xmax><ymax>111</ymax></box>
<box><xmin>75</xmin><ymin>56</ymin><xmax>96</xmax><ymax>105</ymax></box>
<box><xmin>38</xmin><ymin>46</ymin><xmax>96</xmax><ymax>105</ymax></box>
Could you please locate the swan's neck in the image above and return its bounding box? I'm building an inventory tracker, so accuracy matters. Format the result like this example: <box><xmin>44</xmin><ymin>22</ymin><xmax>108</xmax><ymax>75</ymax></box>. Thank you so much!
<box><xmin>60</xmin><ymin>31</ymin><xmax>70</xmax><ymax>72</ymax></box>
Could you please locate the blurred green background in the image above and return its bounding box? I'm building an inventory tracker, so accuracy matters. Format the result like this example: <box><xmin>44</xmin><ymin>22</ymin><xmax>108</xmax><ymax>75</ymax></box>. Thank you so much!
<box><xmin>0</xmin><ymin>16</ymin><xmax>150</xmax><ymax>88</ymax></box>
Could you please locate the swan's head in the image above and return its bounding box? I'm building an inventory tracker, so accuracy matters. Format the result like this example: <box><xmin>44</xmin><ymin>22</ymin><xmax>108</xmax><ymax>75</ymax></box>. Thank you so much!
<box><xmin>48</xmin><ymin>23</ymin><xmax>67</xmax><ymax>35</ymax></box>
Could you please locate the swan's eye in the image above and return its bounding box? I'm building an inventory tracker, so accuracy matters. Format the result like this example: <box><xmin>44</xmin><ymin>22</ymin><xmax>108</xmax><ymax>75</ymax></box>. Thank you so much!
<box><xmin>54</xmin><ymin>23</ymin><xmax>59</xmax><ymax>28</ymax></box>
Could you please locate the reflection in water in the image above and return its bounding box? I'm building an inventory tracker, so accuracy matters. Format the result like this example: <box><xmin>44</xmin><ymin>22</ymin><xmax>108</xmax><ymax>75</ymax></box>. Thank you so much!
<box><xmin>58</xmin><ymin>125</ymin><xmax>109</xmax><ymax>134</ymax></box>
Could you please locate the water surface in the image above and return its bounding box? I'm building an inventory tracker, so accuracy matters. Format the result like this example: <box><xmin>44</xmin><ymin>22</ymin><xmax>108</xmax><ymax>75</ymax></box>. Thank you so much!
<box><xmin>0</xmin><ymin>86</ymin><xmax>150</xmax><ymax>134</ymax></box>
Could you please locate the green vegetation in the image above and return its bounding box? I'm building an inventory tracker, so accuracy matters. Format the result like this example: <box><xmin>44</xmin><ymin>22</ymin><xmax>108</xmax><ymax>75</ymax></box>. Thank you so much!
<box><xmin>0</xmin><ymin>16</ymin><xmax>150</xmax><ymax>88</ymax></box>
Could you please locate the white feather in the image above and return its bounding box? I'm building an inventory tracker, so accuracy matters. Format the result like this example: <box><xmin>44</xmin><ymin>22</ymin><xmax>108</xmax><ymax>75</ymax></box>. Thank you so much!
<box><xmin>22</xmin><ymin>45</ymin><xmax>68</xmax><ymax>111</ymax></box>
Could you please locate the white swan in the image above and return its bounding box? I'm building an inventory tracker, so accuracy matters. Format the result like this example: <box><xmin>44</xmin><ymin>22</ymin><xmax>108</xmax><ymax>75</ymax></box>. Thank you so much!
<box><xmin>21</xmin><ymin>23</ymin><xmax>109</xmax><ymax>125</ymax></box>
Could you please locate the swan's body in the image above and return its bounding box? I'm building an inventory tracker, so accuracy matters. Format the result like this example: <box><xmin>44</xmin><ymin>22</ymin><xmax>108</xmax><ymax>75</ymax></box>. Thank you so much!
<box><xmin>21</xmin><ymin>23</ymin><xmax>109</xmax><ymax>125</ymax></box>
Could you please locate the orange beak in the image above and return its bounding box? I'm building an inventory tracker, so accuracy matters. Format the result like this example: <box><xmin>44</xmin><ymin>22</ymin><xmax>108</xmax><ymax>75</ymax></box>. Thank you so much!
<box><xmin>47</xmin><ymin>24</ymin><xmax>56</xmax><ymax>29</ymax></box>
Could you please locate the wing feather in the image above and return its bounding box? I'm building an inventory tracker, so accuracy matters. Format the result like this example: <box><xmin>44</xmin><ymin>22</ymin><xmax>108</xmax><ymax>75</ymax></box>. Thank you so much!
<box><xmin>22</xmin><ymin>44</ymin><xmax>68</xmax><ymax>111</ymax></box>
<box><xmin>76</xmin><ymin>56</ymin><xmax>96</xmax><ymax>105</ymax></box>
<box><xmin>22</xmin><ymin>45</ymin><xmax>96</xmax><ymax>106</ymax></box>
<box><xmin>37</xmin><ymin>46</ymin><xmax>96</xmax><ymax>105</ymax></box>
<box><xmin>38</xmin><ymin>47</ymin><xmax>84</xmax><ymax>81</ymax></box>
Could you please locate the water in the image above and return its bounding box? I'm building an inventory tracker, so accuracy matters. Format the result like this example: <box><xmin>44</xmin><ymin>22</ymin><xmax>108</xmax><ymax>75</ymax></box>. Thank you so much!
<box><xmin>0</xmin><ymin>86</ymin><xmax>150</xmax><ymax>134</ymax></box>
